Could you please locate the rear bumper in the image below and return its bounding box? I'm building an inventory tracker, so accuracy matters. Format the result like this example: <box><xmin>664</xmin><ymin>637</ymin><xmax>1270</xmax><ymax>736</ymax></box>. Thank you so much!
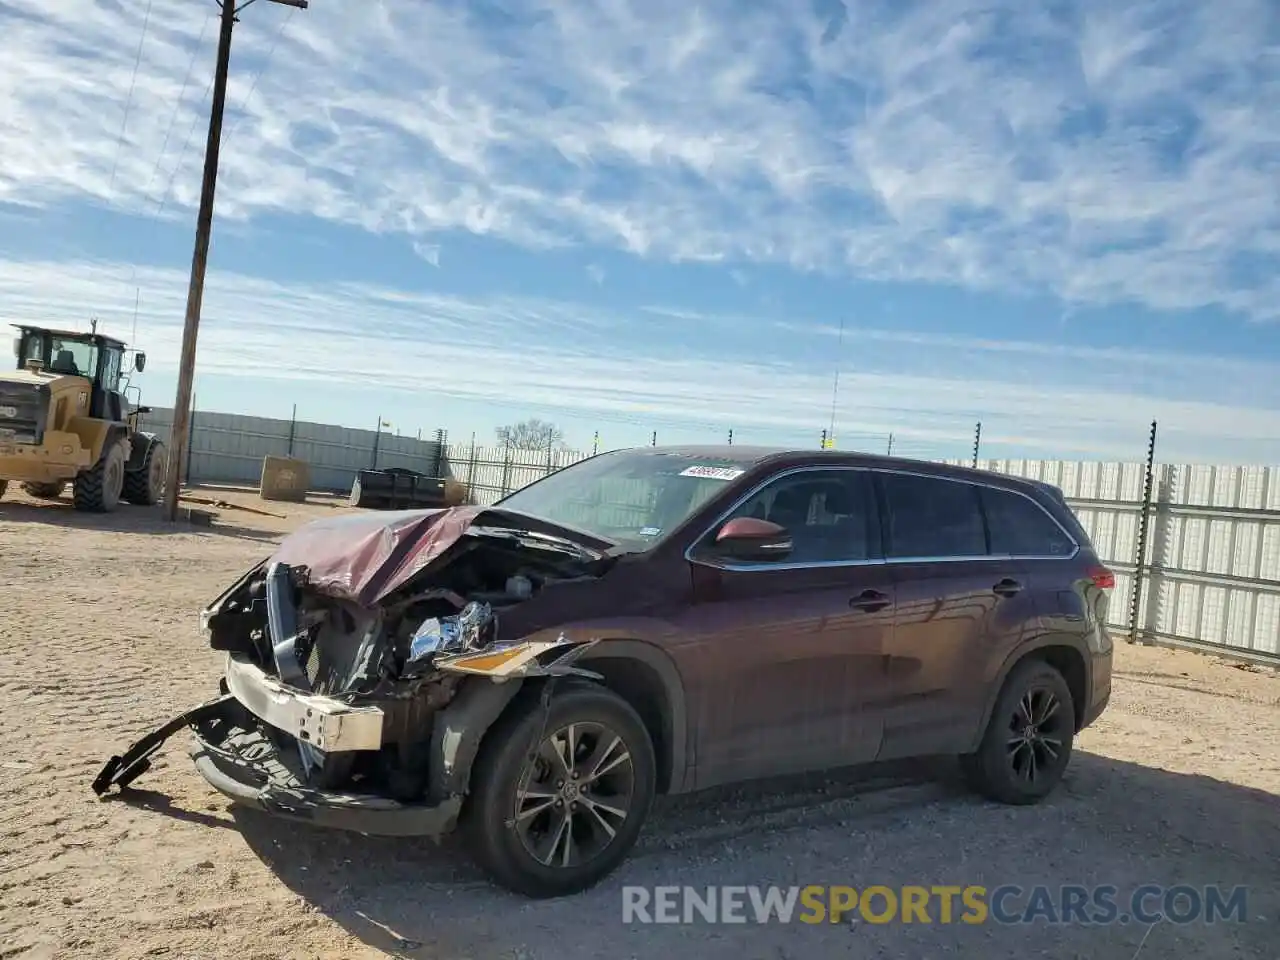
<box><xmin>1082</xmin><ymin>646</ymin><xmax>1113</xmax><ymax>729</ymax></box>
<box><xmin>190</xmin><ymin>695</ymin><xmax>463</xmax><ymax>838</ymax></box>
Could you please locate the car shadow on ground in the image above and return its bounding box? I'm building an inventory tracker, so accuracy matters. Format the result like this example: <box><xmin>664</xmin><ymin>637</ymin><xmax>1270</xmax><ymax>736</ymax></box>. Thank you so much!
<box><xmin>223</xmin><ymin>753</ymin><xmax>1278</xmax><ymax>960</ymax></box>
<box><xmin>0</xmin><ymin>499</ymin><xmax>283</xmax><ymax>542</ymax></box>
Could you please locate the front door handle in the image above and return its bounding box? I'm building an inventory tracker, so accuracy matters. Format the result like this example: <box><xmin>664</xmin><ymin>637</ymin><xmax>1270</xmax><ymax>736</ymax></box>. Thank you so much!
<box><xmin>850</xmin><ymin>589</ymin><xmax>891</xmax><ymax>612</ymax></box>
<box><xmin>993</xmin><ymin>578</ymin><xmax>1023</xmax><ymax>597</ymax></box>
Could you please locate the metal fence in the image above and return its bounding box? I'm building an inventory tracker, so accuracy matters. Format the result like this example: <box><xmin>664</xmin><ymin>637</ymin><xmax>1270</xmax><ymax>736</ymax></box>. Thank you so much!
<box><xmin>143</xmin><ymin>406</ymin><xmax>445</xmax><ymax>495</ymax></box>
<box><xmin>147</xmin><ymin>407</ymin><xmax>1279</xmax><ymax>666</ymax></box>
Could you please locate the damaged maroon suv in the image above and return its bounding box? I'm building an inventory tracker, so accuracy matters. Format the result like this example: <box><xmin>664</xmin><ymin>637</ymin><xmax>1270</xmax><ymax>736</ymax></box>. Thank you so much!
<box><xmin>94</xmin><ymin>446</ymin><xmax>1114</xmax><ymax>898</ymax></box>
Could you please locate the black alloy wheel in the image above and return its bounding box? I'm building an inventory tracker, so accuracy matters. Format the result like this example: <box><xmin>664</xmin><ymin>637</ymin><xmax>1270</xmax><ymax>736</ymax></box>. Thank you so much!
<box><xmin>512</xmin><ymin>720</ymin><xmax>636</xmax><ymax>869</ymax></box>
<box><xmin>961</xmin><ymin>658</ymin><xmax>1076</xmax><ymax>805</ymax></box>
<box><xmin>464</xmin><ymin>682</ymin><xmax>656</xmax><ymax>898</ymax></box>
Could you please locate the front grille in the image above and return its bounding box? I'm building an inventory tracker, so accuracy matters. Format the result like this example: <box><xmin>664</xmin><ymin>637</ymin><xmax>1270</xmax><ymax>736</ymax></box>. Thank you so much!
<box><xmin>0</xmin><ymin>382</ymin><xmax>49</xmax><ymax>445</ymax></box>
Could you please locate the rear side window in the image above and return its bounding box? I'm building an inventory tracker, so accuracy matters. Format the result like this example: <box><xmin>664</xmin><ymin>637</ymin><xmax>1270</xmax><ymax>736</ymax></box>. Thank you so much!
<box><xmin>982</xmin><ymin>487</ymin><xmax>1075</xmax><ymax>557</ymax></box>
<box><xmin>880</xmin><ymin>474</ymin><xmax>986</xmax><ymax>558</ymax></box>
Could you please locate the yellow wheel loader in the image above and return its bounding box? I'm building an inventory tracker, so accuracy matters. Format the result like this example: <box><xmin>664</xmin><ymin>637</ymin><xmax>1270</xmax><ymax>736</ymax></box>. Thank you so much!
<box><xmin>0</xmin><ymin>325</ymin><xmax>167</xmax><ymax>513</ymax></box>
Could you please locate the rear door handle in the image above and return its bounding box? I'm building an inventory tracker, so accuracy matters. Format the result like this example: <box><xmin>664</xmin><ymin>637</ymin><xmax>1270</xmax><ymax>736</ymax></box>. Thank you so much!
<box><xmin>850</xmin><ymin>589</ymin><xmax>891</xmax><ymax>612</ymax></box>
<box><xmin>993</xmin><ymin>578</ymin><xmax>1023</xmax><ymax>597</ymax></box>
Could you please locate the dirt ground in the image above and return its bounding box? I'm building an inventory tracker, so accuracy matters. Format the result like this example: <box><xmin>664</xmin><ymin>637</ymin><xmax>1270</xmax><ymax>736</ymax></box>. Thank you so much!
<box><xmin>1</xmin><ymin>486</ymin><xmax>1277</xmax><ymax>960</ymax></box>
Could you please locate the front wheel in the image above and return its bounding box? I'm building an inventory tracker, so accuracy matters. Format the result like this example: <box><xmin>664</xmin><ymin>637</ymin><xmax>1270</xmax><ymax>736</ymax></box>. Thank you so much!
<box><xmin>464</xmin><ymin>682</ymin><xmax>656</xmax><ymax>898</ymax></box>
<box><xmin>73</xmin><ymin>440</ymin><xmax>127</xmax><ymax>513</ymax></box>
<box><xmin>960</xmin><ymin>658</ymin><xmax>1075</xmax><ymax>805</ymax></box>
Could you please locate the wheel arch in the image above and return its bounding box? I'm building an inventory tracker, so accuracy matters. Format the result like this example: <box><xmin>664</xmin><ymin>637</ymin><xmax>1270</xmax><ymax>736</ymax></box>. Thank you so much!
<box><xmin>573</xmin><ymin>638</ymin><xmax>691</xmax><ymax>795</ymax></box>
<box><xmin>970</xmin><ymin>635</ymin><xmax>1092</xmax><ymax>752</ymax></box>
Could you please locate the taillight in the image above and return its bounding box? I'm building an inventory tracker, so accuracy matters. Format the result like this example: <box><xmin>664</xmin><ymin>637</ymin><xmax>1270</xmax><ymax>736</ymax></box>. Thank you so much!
<box><xmin>1088</xmin><ymin>566</ymin><xmax>1115</xmax><ymax>590</ymax></box>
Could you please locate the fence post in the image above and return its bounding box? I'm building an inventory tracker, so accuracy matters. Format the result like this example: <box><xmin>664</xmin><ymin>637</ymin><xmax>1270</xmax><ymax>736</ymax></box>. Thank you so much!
<box><xmin>972</xmin><ymin>421</ymin><xmax>982</xmax><ymax>467</ymax></box>
<box><xmin>184</xmin><ymin>393</ymin><xmax>197</xmax><ymax>487</ymax></box>
<box><xmin>465</xmin><ymin>432</ymin><xmax>477</xmax><ymax>502</ymax></box>
<box><xmin>371</xmin><ymin>415</ymin><xmax>382</xmax><ymax>469</ymax></box>
<box><xmin>592</xmin><ymin>431</ymin><xmax>599</xmax><ymax>455</ymax></box>
<box><xmin>546</xmin><ymin>437</ymin><xmax>555</xmax><ymax>474</ymax></box>
<box><xmin>886</xmin><ymin>432</ymin><xmax>894</xmax><ymax>455</ymax></box>
<box><xmin>1128</xmin><ymin>419</ymin><xmax>1159</xmax><ymax>644</ymax></box>
<box><xmin>286</xmin><ymin>403</ymin><xmax>297</xmax><ymax>455</ymax></box>
<box><xmin>433</xmin><ymin>428</ymin><xmax>446</xmax><ymax>477</ymax></box>
<box><xmin>500</xmin><ymin>440</ymin><xmax>513</xmax><ymax>497</ymax></box>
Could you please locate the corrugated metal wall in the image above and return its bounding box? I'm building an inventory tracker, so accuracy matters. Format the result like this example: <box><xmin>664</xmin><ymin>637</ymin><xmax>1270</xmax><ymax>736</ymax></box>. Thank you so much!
<box><xmin>945</xmin><ymin>458</ymin><xmax>1280</xmax><ymax>662</ymax></box>
<box><xmin>142</xmin><ymin>407</ymin><xmax>445</xmax><ymax>495</ymax></box>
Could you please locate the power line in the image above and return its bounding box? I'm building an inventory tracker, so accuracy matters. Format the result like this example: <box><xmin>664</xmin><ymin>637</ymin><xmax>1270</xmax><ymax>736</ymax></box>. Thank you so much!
<box><xmin>223</xmin><ymin>6</ymin><xmax>298</xmax><ymax>147</ymax></box>
<box><xmin>138</xmin><ymin>10</ymin><xmax>214</xmax><ymax>205</ymax></box>
<box><xmin>109</xmin><ymin>0</ymin><xmax>156</xmax><ymax>194</ymax></box>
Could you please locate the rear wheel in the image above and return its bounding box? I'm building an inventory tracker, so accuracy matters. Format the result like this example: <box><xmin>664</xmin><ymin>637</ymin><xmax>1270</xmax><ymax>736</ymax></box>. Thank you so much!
<box><xmin>122</xmin><ymin>439</ymin><xmax>166</xmax><ymax>506</ymax></box>
<box><xmin>21</xmin><ymin>481</ymin><xmax>65</xmax><ymax>500</ymax></box>
<box><xmin>464</xmin><ymin>682</ymin><xmax>656</xmax><ymax>898</ymax></box>
<box><xmin>73</xmin><ymin>439</ymin><xmax>127</xmax><ymax>513</ymax></box>
<box><xmin>961</xmin><ymin>658</ymin><xmax>1075</xmax><ymax>805</ymax></box>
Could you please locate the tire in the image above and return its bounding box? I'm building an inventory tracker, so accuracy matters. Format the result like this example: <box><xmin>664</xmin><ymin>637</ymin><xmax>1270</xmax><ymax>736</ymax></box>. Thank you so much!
<box><xmin>463</xmin><ymin>681</ymin><xmax>657</xmax><ymax>899</ymax></box>
<box><xmin>0</xmin><ymin>479</ymin><xmax>6</xmax><ymax>499</ymax></box>
<box><xmin>21</xmin><ymin>481</ymin><xmax>65</xmax><ymax>500</ymax></box>
<box><xmin>122</xmin><ymin>439</ymin><xmax>166</xmax><ymax>506</ymax></box>
<box><xmin>73</xmin><ymin>439</ymin><xmax>127</xmax><ymax>513</ymax></box>
<box><xmin>961</xmin><ymin>658</ymin><xmax>1075</xmax><ymax>805</ymax></box>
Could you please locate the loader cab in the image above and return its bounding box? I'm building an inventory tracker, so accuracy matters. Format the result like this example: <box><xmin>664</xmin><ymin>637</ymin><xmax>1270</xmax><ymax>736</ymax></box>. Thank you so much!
<box><xmin>13</xmin><ymin>326</ymin><xmax>141</xmax><ymax>424</ymax></box>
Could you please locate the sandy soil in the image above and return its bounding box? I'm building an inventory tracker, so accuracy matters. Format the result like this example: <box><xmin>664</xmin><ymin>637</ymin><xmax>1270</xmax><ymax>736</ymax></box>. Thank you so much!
<box><xmin>0</xmin><ymin>486</ymin><xmax>1276</xmax><ymax>960</ymax></box>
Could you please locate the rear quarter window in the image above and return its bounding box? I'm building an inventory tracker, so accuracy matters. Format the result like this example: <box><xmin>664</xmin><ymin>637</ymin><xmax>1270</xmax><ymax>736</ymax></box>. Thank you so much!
<box><xmin>981</xmin><ymin>487</ymin><xmax>1076</xmax><ymax>557</ymax></box>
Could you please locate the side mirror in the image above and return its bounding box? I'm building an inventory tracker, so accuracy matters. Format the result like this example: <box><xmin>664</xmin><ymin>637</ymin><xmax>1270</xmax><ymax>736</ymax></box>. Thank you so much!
<box><xmin>133</xmin><ymin>352</ymin><xmax>146</xmax><ymax>372</ymax></box>
<box><xmin>710</xmin><ymin>516</ymin><xmax>792</xmax><ymax>562</ymax></box>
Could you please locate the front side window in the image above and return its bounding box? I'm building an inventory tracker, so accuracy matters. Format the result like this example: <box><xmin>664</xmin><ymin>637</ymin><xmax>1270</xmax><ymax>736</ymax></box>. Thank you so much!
<box><xmin>982</xmin><ymin>487</ymin><xmax>1075</xmax><ymax>557</ymax></box>
<box><xmin>494</xmin><ymin>449</ymin><xmax>754</xmax><ymax>551</ymax></box>
<box><xmin>881</xmin><ymin>473</ymin><xmax>986</xmax><ymax>559</ymax></box>
<box><xmin>715</xmin><ymin>469</ymin><xmax>875</xmax><ymax>564</ymax></box>
<box><xmin>48</xmin><ymin>337</ymin><xmax>98</xmax><ymax>378</ymax></box>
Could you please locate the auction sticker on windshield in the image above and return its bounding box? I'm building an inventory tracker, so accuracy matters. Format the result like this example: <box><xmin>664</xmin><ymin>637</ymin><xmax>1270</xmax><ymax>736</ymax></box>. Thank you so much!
<box><xmin>679</xmin><ymin>465</ymin><xmax>744</xmax><ymax>480</ymax></box>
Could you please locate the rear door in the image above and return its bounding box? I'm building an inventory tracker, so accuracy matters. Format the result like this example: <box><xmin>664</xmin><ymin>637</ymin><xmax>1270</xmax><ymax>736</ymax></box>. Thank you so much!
<box><xmin>681</xmin><ymin>467</ymin><xmax>896</xmax><ymax>788</ymax></box>
<box><xmin>871</xmin><ymin>470</ymin><xmax>1039</xmax><ymax>760</ymax></box>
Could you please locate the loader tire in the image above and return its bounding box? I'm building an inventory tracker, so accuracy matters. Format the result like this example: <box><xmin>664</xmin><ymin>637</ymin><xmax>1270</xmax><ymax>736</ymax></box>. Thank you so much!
<box><xmin>22</xmin><ymin>481</ymin><xmax>65</xmax><ymax>500</ymax></box>
<box><xmin>73</xmin><ymin>440</ymin><xmax>127</xmax><ymax>513</ymax></box>
<box><xmin>122</xmin><ymin>440</ymin><xmax>166</xmax><ymax>506</ymax></box>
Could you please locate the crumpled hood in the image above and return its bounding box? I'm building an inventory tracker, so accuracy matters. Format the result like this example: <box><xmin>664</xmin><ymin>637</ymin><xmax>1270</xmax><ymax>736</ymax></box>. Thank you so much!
<box><xmin>267</xmin><ymin>505</ymin><xmax>612</xmax><ymax>607</ymax></box>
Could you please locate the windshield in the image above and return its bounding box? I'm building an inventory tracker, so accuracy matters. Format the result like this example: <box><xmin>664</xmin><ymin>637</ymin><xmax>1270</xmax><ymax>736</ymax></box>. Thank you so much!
<box><xmin>494</xmin><ymin>449</ymin><xmax>754</xmax><ymax>551</ymax></box>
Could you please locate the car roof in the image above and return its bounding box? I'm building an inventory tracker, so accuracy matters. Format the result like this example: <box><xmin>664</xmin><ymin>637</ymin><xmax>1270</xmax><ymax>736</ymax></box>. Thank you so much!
<box><xmin>617</xmin><ymin>444</ymin><xmax>1058</xmax><ymax>495</ymax></box>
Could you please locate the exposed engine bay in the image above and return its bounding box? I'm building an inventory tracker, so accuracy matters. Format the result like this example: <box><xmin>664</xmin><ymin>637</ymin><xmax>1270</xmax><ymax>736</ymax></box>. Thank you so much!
<box><xmin>93</xmin><ymin>507</ymin><xmax>621</xmax><ymax>820</ymax></box>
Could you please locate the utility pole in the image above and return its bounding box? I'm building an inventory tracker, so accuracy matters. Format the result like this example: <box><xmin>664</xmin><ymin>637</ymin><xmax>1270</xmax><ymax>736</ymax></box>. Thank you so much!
<box><xmin>163</xmin><ymin>0</ymin><xmax>309</xmax><ymax>521</ymax></box>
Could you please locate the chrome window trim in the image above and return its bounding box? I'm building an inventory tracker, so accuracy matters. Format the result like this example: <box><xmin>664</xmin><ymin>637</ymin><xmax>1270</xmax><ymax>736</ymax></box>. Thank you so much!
<box><xmin>683</xmin><ymin>463</ymin><xmax>1080</xmax><ymax>573</ymax></box>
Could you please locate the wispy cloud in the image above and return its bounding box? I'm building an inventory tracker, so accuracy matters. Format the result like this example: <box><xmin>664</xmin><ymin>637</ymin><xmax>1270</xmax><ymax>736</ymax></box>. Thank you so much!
<box><xmin>1</xmin><ymin>0</ymin><xmax>1276</xmax><ymax>319</ymax></box>
<box><xmin>0</xmin><ymin>257</ymin><xmax>1276</xmax><ymax>463</ymax></box>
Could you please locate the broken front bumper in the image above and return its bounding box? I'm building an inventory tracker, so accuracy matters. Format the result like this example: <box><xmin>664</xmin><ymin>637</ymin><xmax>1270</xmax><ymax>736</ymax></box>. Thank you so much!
<box><xmin>188</xmin><ymin>694</ymin><xmax>464</xmax><ymax>837</ymax></box>
<box><xmin>92</xmin><ymin>658</ymin><xmax>525</xmax><ymax>838</ymax></box>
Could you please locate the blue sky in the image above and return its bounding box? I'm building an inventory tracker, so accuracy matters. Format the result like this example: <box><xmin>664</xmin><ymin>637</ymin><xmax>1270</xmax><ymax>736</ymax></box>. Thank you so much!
<box><xmin>0</xmin><ymin>0</ymin><xmax>1277</xmax><ymax>463</ymax></box>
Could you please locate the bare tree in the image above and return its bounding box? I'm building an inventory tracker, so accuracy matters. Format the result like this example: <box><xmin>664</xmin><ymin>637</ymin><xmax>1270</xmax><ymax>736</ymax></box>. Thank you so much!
<box><xmin>496</xmin><ymin>418</ymin><xmax>566</xmax><ymax>450</ymax></box>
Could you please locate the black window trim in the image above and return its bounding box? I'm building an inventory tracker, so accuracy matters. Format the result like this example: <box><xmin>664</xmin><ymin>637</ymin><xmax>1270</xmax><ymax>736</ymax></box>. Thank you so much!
<box><xmin>684</xmin><ymin>464</ymin><xmax>1080</xmax><ymax>572</ymax></box>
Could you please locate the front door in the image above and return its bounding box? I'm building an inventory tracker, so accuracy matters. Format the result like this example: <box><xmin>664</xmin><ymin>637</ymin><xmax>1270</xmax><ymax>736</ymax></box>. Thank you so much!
<box><xmin>681</xmin><ymin>467</ymin><xmax>895</xmax><ymax>789</ymax></box>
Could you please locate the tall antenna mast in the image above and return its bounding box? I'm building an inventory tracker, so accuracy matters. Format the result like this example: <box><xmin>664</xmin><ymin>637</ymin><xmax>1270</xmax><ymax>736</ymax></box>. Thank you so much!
<box><xmin>827</xmin><ymin>316</ymin><xmax>844</xmax><ymax>445</ymax></box>
<box><xmin>130</xmin><ymin>287</ymin><xmax>140</xmax><ymax>347</ymax></box>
